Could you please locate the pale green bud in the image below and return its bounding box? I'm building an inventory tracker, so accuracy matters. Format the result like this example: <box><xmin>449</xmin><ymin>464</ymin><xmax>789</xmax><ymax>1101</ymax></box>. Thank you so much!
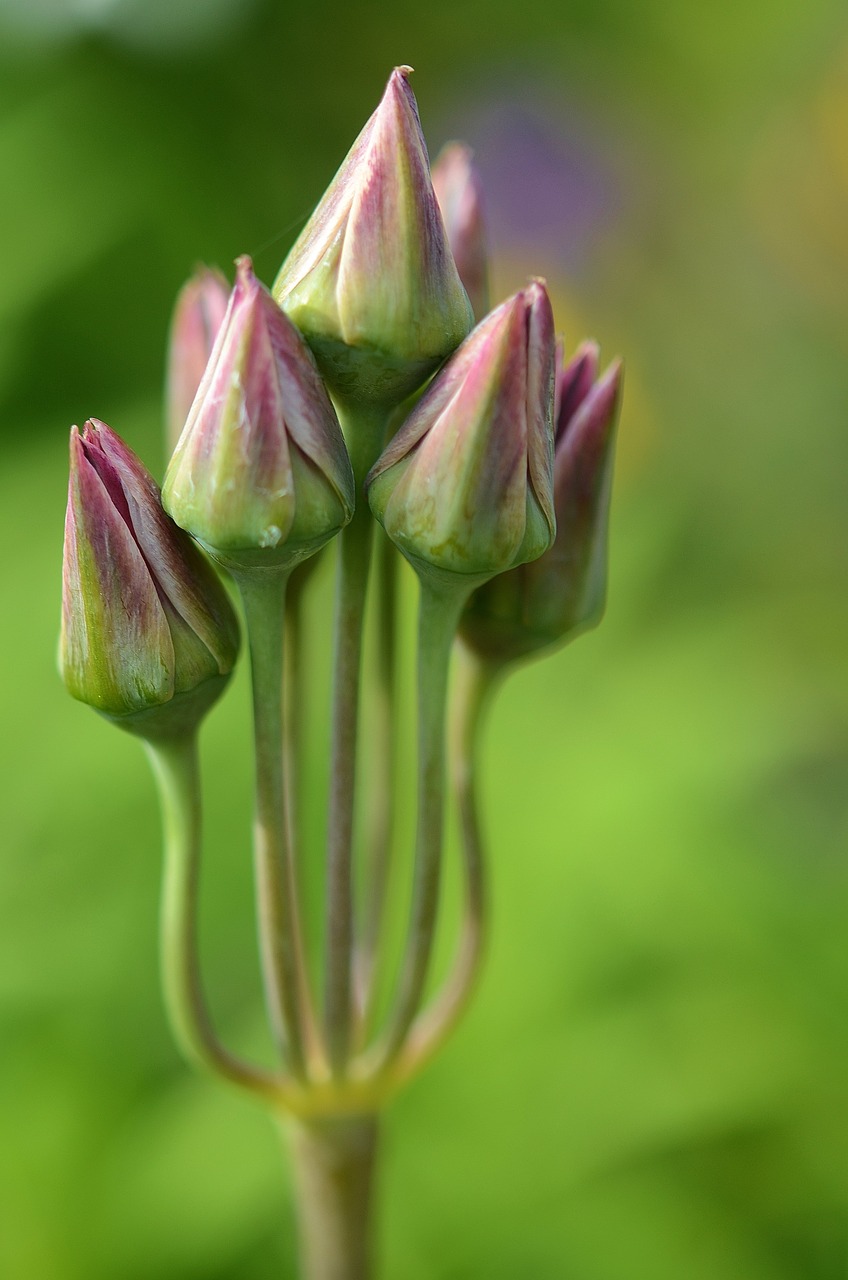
<box><xmin>163</xmin><ymin>257</ymin><xmax>355</xmax><ymax>573</ymax></box>
<box><xmin>273</xmin><ymin>67</ymin><xmax>473</xmax><ymax>411</ymax></box>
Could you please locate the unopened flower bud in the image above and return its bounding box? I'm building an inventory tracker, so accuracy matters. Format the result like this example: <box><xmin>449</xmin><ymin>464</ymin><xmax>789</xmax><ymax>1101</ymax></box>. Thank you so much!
<box><xmin>60</xmin><ymin>420</ymin><xmax>239</xmax><ymax>736</ymax></box>
<box><xmin>163</xmin><ymin>256</ymin><xmax>355</xmax><ymax>572</ymax></box>
<box><xmin>431</xmin><ymin>141</ymin><xmax>489</xmax><ymax>322</ymax></box>
<box><xmin>460</xmin><ymin>343</ymin><xmax>622</xmax><ymax>663</ymax></box>
<box><xmin>165</xmin><ymin>265</ymin><xmax>229</xmax><ymax>455</ymax></box>
<box><xmin>367</xmin><ymin>281</ymin><xmax>556</xmax><ymax>580</ymax></box>
<box><xmin>273</xmin><ymin>67</ymin><xmax>473</xmax><ymax>411</ymax></box>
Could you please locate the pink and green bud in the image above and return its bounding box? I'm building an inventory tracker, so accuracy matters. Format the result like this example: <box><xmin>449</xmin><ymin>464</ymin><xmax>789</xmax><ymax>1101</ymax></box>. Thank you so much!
<box><xmin>460</xmin><ymin>342</ymin><xmax>622</xmax><ymax>663</ymax></box>
<box><xmin>163</xmin><ymin>256</ymin><xmax>355</xmax><ymax>572</ymax></box>
<box><xmin>273</xmin><ymin>67</ymin><xmax>473</xmax><ymax>410</ymax></box>
<box><xmin>60</xmin><ymin>419</ymin><xmax>239</xmax><ymax>735</ymax></box>
<box><xmin>367</xmin><ymin>281</ymin><xmax>556</xmax><ymax>580</ymax></box>
<box><xmin>165</xmin><ymin>265</ymin><xmax>229</xmax><ymax>455</ymax></box>
<box><xmin>431</xmin><ymin>141</ymin><xmax>489</xmax><ymax>322</ymax></box>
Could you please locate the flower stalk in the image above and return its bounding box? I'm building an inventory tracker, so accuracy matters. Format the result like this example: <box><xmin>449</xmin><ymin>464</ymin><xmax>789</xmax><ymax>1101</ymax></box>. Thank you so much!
<box><xmin>145</xmin><ymin>732</ymin><xmax>282</xmax><ymax>1102</ymax></box>
<box><xmin>237</xmin><ymin>568</ymin><xmax>316</xmax><ymax>1080</ymax></box>
<box><xmin>323</xmin><ymin>401</ymin><xmax>390</xmax><ymax>1076</ymax></box>
<box><xmin>59</xmin><ymin>63</ymin><xmax>624</xmax><ymax>1280</ymax></box>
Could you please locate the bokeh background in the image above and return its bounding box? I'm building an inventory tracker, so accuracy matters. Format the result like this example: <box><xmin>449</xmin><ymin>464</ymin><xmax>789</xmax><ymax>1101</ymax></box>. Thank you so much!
<box><xmin>2</xmin><ymin>0</ymin><xmax>847</xmax><ymax>1276</ymax></box>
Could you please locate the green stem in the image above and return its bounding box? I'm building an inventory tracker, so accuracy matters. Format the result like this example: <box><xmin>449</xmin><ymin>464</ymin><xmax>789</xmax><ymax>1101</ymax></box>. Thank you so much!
<box><xmin>237</xmin><ymin>569</ymin><xmax>312</xmax><ymax>1081</ymax></box>
<box><xmin>324</xmin><ymin>404</ymin><xmax>387</xmax><ymax>1076</ymax></box>
<box><xmin>394</xmin><ymin>652</ymin><xmax>496</xmax><ymax>1081</ymax></box>
<box><xmin>284</xmin><ymin>570</ymin><xmax>307</xmax><ymax>868</ymax></box>
<box><xmin>145</xmin><ymin>733</ymin><xmax>280</xmax><ymax>1102</ymax></box>
<box><xmin>377</xmin><ymin>577</ymin><xmax>471</xmax><ymax>1065</ymax></box>
<box><xmin>288</xmin><ymin>1114</ymin><xmax>379</xmax><ymax>1280</ymax></box>
<box><xmin>355</xmin><ymin>529</ymin><xmax>398</xmax><ymax>1034</ymax></box>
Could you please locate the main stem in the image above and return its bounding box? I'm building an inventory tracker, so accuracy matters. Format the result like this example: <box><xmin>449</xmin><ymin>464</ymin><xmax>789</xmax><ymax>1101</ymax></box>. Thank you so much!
<box><xmin>324</xmin><ymin>403</ymin><xmax>387</xmax><ymax>1075</ymax></box>
<box><xmin>145</xmin><ymin>732</ymin><xmax>280</xmax><ymax>1102</ymax></box>
<box><xmin>378</xmin><ymin>578</ymin><xmax>470</xmax><ymax>1065</ymax></box>
<box><xmin>289</xmin><ymin>1113</ymin><xmax>379</xmax><ymax>1280</ymax></box>
<box><xmin>238</xmin><ymin>569</ymin><xmax>311</xmax><ymax>1081</ymax></box>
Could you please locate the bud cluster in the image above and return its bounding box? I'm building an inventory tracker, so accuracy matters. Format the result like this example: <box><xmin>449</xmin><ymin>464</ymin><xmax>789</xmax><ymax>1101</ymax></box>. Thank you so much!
<box><xmin>59</xmin><ymin>65</ymin><xmax>624</xmax><ymax>1280</ymax></box>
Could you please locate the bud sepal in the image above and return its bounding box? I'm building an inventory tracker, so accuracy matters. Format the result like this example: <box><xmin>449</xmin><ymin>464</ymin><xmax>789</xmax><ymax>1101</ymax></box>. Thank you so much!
<box><xmin>60</xmin><ymin>419</ymin><xmax>239</xmax><ymax>739</ymax></box>
<box><xmin>163</xmin><ymin>256</ymin><xmax>355</xmax><ymax>574</ymax></box>
<box><xmin>367</xmin><ymin>281</ymin><xmax>556</xmax><ymax>584</ymax></box>
<box><xmin>274</xmin><ymin>67</ymin><xmax>473</xmax><ymax>411</ymax></box>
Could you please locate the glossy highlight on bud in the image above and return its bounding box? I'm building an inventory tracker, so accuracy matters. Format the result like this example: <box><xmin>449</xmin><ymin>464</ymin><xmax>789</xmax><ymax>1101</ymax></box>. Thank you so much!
<box><xmin>460</xmin><ymin>342</ymin><xmax>622</xmax><ymax>663</ymax></box>
<box><xmin>431</xmin><ymin>141</ymin><xmax>489</xmax><ymax>322</ymax></box>
<box><xmin>367</xmin><ymin>281</ymin><xmax>556</xmax><ymax>580</ymax></box>
<box><xmin>166</xmin><ymin>265</ymin><xmax>229</xmax><ymax>455</ymax></box>
<box><xmin>273</xmin><ymin>67</ymin><xmax>473</xmax><ymax>409</ymax></box>
<box><xmin>60</xmin><ymin>419</ymin><xmax>239</xmax><ymax>732</ymax></box>
<box><xmin>163</xmin><ymin>256</ymin><xmax>355</xmax><ymax>571</ymax></box>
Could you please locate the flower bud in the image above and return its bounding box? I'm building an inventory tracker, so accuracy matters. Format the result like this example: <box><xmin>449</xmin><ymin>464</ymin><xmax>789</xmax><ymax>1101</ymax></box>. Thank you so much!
<box><xmin>431</xmin><ymin>142</ymin><xmax>489</xmax><ymax>322</ymax></box>
<box><xmin>60</xmin><ymin>419</ymin><xmax>239</xmax><ymax>736</ymax></box>
<box><xmin>460</xmin><ymin>343</ymin><xmax>622</xmax><ymax>663</ymax></box>
<box><xmin>273</xmin><ymin>67</ymin><xmax>473</xmax><ymax>410</ymax></box>
<box><xmin>165</xmin><ymin>265</ymin><xmax>229</xmax><ymax>455</ymax></box>
<box><xmin>163</xmin><ymin>256</ymin><xmax>355</xmax><ymax>572</ymax></box>
<box><xmin>367</xmin><ymin>281</ymin><xmax>556</xmax><ymax>581</ymax></box>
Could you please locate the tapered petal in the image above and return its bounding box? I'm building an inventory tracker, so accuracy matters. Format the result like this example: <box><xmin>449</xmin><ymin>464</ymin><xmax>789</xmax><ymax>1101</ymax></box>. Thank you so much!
<box><xmin>61</xmin><ymin>421</ymin><xmax>239</xmax><ymax>726</ymax></box>
<box><xmin>367</xmin><ymin>282</ymin><xmax>556</xmax><ymax>578</ymax></box>
<box><xmin>459</xmin><ymin>347</ymin><xmax>622</xmax><ymax>663</ymax></box>
<box><xmin>432</xmin><ymin>141</ymin><xmax>489</xmax><ymax>321</ymax></box>
<box><xmin>166</xmin><ymin>266</ymin><xmax>229</xmax><ymax>453</ymax></box>
<box><xmin>274</xmin><ymin>68</ymin><xmax>472</xmax><ymax>409</ymax></box>
<box><xmin>164</xmin><ymin>257</ymin><xmax>354</xmax><ymax>568</ymax></box>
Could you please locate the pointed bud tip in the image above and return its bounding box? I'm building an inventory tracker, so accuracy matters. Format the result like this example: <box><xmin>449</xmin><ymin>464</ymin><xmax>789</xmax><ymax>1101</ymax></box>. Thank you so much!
<box><xmin>573</xmin><ymin>339</ymin><xmax>601</xmax><ymax>368</ymax></box>
<box><xmin>596</xmin><ymin>357</ymin><xmax>624</xmax><ymax>405</ymax></box>
<box><xmin>234</xmin><ymin>254</ymin><xmax>255</xmax><ymax>282</ymax></box>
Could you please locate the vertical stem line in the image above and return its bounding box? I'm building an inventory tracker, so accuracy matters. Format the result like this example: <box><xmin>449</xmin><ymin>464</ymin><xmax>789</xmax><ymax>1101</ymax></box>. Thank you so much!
<box><xmin>238</xmin><ymin>568</ymin><xmax>311</xmax><ymax>1081</ymax></box>
<box><xmin>324</xmin><ymin>404</ymin><xmax>388</xmax><ymax>1076</ymax></box>
<box><xmin>356</xmin><ymin>529</ymin><xmax>398</xmax><ymax>1032</ymax></box>
<box><xmin>288</xmin><ymin>1113</ymin><xmax>379</xmax><ymax>1280</ymax></box>
<box><xmin>284</xmin><ymin>570</ymin><xmax>308</xmax><ymax>862</ymax></box>
<box><xmin>394</xmin><ymin>652</ymin><xmax>497</xmax><ymax>1079</ymax></box>
<box><xmin>377</xmin><ymin>577</ymin><xmax>471</xmax><ymax>1065</ymax></box>
<box><xmin>145</xmin><ymin>733</ymin><xmax>281</xmax><ymax>1101</ymax></box>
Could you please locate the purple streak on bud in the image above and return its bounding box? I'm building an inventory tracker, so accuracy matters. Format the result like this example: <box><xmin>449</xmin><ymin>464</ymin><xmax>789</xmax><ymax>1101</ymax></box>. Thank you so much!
<box><xmin>61</xmin><ymin>420</ymin><xmax>239</xmax><ymax>721</ymax></box>
<box><xmin>166</xmin><ymin>265</ymin><xmax>229</xmax><ymax>454</ymax></box>
<box><xmin>273</xmin><ymin>68</ymin><xmax>473</xmax><ymax>408</ymax></box>
<box><xmin>163</xmin><ymin>256</ymin><xmax>354</xmax><ymax>569</ymax></box>
<box><xmin>431</xmin><ymin>141</ymin><xmax>490</xmax><ymax>322</ymax></box>
<box><xmin>367</xmin><ymin>281</ymin><xmax>556</xmax><ymax>578</ymax></box>
<box><xmin>460</xmin><ymin>345</ymin><xmax>622</xmax><ymax>663</ymax></box>
<box><xmin>555</xmin><ymin>340</ymin><xmax>599</xmax><ymax>436</ymax></box>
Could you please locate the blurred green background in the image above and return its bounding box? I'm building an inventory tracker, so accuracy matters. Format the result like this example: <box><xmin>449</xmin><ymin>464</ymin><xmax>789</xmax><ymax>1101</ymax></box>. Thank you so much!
<box><xmin>2</xmin><ymin>0</ymin><xmax>848</xmax><ymax>1276</ymax></box>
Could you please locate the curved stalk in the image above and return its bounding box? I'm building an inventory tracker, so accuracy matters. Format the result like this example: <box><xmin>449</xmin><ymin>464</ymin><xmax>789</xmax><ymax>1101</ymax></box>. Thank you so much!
<box><xmin>392</xmin><ymin>652</ymin><xmax>497</xmax><ymax>1082</ymax></box>
<box><xmin>374</xmin><ymin>577</ymin><xmax>471</xmax><ymax>1067</ymax></box>
<box><xmin>323</xmin><ymin>404</ymin><xmax>389</xmax><ymax>1076</ymax></box>
<box><xmin>145</xmin><ymin>733</ymin><xmax>282</xmax><ymax>1104</ymax></box>
<box><xmin>237</xmin><ymin>568</ymin><xmax>315</xmax><ymax>1081</ymax></box>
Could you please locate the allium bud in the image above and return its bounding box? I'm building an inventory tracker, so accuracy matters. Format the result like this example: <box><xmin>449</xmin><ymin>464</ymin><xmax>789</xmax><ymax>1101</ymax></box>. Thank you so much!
<box><xmin>60</xmin><ymin>420</ymin><xmax>239</xmax><ymax>735</ymax></box>
<box><xmin>460</xmin><ymin>343</ymin><xmax>622</xmax><ymax>663</ymax></box>
<box><xmin>431</xmin><ymin>142</ymin><xmax>489</xmax><ymax>322</ymax></box>
<box><xmin>165</xmin><ymin>265</ymin><xmax>229</xmax><ymax>455</ymax></box>
<box><xmin>273</xmin><ymin>67</ymin><xmax>473</xmax><ymax>410</ymax></box>
<box><xmin>367</xmin><ymin>281</ymin><xmax>556</xmax><ymax>580</ymax></box>
<box><xmin>163</xmin><ymin>256</ymin><xmax>355</xmax><ymax>572</ymax></box>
